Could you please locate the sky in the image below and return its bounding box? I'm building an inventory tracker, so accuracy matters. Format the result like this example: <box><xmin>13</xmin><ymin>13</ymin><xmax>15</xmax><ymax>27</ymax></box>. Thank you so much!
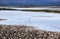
<box><xmin>0</xmin><ymin>0</ymin><xmax>60</xmax><ymax>6</ymax></box>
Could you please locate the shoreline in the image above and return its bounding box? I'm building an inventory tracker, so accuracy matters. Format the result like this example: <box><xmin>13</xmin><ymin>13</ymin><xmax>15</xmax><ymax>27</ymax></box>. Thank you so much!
<box><xmin>0</xmin><ymin>7</ymin><xmax>60</xmax><ymax>13</ymax></box>
<box><xmin>0</xmin><ymin>9</ymin><xmax>60</xmax><ymax>13</ymax></box>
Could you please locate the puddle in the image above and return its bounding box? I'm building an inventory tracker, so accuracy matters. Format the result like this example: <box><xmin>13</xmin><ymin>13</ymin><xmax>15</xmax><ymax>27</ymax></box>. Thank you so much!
<box><xmin>0</xmin><ymin>10</ymin><xmax>60</xmax><ymax>32</ymax></box>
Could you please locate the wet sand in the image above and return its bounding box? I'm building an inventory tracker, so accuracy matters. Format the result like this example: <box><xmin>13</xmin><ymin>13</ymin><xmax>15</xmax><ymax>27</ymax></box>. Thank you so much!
<box><xmin>0</xmin><ymin>25</ymin><xmax>60</xmax><ymax>39</ymax></box>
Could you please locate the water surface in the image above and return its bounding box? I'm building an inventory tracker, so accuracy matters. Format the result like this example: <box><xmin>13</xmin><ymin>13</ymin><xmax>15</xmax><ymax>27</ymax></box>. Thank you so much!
<box><xmin>0</xmin><ymin>10</ymin><xmax>60</xmax><ymax>32</ymax></box>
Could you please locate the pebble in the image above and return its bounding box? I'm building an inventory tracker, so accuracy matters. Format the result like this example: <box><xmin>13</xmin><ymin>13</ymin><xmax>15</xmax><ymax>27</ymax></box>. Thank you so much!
<box><xmin>0</xmin><ymin>25</ymin><xmax>60</xmax><ymax>39</ymax></box>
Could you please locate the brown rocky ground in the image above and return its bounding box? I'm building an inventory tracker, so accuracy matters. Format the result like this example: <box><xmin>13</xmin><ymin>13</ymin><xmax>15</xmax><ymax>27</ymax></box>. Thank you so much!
<box><xmin>0</xmin><ymin>25</ymin><xmax>60</xmax><ymax>39</ymax></box>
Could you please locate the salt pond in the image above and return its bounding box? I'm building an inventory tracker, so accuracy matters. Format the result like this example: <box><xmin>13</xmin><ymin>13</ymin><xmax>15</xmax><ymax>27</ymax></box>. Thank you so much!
<box><xmin>0</xmin><ymin>10</ymin><xmax>60</xmax><ymax>32</ymax></box>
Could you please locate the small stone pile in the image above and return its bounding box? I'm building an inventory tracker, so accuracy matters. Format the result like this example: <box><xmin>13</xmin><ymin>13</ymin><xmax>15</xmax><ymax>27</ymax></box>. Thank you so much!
<box><xmin>0</xmin><ymin>25</ymin><xmax>60</xmax><ymax>39</ymax></box>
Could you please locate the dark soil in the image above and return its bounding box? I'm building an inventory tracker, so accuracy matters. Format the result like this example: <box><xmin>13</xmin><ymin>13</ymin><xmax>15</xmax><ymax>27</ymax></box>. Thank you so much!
<box><xmin>0</xmin><ymin>25</ymin><xmax>60</xmax><ymax>39</ymax></box>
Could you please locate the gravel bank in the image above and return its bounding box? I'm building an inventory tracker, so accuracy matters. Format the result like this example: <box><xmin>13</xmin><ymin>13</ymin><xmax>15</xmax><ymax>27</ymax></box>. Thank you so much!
<box><xmin>0</xmin><ymin>25</ymin><xmax>60</xmax><ymax>39</ymax></box>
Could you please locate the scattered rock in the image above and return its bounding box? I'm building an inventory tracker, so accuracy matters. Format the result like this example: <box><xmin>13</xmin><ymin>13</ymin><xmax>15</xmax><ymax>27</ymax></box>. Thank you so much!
<box><xmin>0</xmin><ymin>25</ymin><xmax>60</xmax><ymax>39</ymax></box>
<box><xmin>0</xmin><ymin>18</ymin><xmax>7</xmax><ymax>21</ymax></box>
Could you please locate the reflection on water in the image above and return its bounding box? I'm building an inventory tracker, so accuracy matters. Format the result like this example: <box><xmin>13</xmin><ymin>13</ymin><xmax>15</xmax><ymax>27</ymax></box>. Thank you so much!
<box><xmin>0</xmin><ymin>10</ymin><xmax>60</xmax><ymax>32</ymax></box>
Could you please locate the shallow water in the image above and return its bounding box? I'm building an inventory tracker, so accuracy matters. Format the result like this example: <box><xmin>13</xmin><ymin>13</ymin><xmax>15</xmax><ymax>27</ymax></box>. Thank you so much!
<box><xmin>0</xmin><ymin>10</ymin><xmax>60</xmax><ymax>32</ymax></box>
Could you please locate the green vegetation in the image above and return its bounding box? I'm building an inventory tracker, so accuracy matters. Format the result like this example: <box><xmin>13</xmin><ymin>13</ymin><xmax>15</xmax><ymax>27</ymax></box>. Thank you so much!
<box><xmin>21</xmin><ymin>10</ymin><xmax>60</xmax><ymax>13</ymax></box>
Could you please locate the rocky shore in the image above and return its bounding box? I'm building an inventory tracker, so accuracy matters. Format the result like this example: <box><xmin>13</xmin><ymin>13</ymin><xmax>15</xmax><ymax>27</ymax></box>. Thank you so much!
<box><xmin>0</xmin><ymin>25</ymin><xmax>60</xmax><ymax>39</ymax></box>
